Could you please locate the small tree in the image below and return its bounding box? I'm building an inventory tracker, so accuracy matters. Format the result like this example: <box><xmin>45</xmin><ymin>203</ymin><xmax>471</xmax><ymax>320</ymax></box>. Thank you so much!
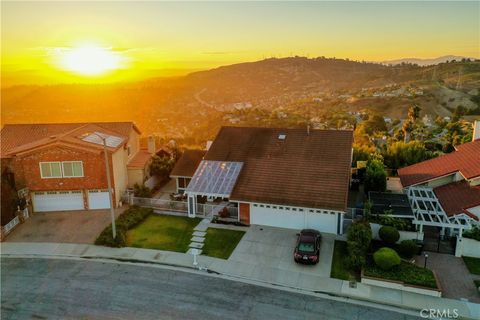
<box><xmin>149</xmin><ymin>155</ymin><xmax>174</xmax><ymax>180</ymax></box>
<box><xmin>364</xmin><ymin>157</ymin><xmax>387</xmax><ymax>194</ymax></box>
<box><xmin>347</xmin><ymin>220</ymin><xmax>372</xmax><ymax>269</ymax></box>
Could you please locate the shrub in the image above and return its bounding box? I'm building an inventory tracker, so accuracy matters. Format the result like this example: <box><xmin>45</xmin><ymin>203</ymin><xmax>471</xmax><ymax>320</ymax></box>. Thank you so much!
<box><xmin>133</xmin><ymin>183</ymin><xmax>151</xmax><ymax>198</ymax></box>
<box><xmin>398</xmin><ymin>240</ymin><xmax>418</xmax><ymax>258</ymax></box>
<box><xmin>95</xmin><ymin>206</ymin><xmax>153</xmax><ymax>247</ymax></box>
<box><xmin>379</xmin><ymin>226</ymin><xmax>400</xmax><ymax>245</ymax></box>
<box><xmin>464</xmin><ymin>226</ymin><xmax>480</xmax><ymax>241</ymax></box>
<box><xmin>373</xmin><ymin>247</ymin><xmax>401</xmax><ymax>270</ymax></box>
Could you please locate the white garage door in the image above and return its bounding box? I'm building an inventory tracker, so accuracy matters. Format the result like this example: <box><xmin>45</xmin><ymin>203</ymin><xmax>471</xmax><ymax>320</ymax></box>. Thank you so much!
<box><xmin>250</xmin><ymin>204</ymin><xmax>338</xmax><ymax>234</ymax></box>
<box><xmin>33</xmin><ymin>191</ymin><xmax>84</xmax><ymax>212</ymax></box>
<box><xmin>88</xmin><ymin>190</ymin><xmax>111</xmax><ymax>209</ymax></box>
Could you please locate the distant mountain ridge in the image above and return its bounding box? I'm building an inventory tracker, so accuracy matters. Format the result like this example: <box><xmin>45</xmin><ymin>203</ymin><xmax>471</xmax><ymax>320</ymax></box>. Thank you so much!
<box><xmin>381</xmin><ymin>55</ymin><xmax>477</xmax><ymax>66</ymax></box>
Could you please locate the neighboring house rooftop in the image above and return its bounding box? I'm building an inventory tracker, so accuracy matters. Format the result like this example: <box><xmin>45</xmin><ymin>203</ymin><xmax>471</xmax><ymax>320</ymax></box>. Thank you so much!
<box><xmin>170</xmin><ymin>149</ymin><xmax>206</xmax><ymax>177</ymax></box>
<box><xmin>127</xmin><ymin>150</ymin><xmax>153</xmax><ymax>169</ymax></box>
<box><xmin>1</xmin><ymin>122</ymin><xmax>140</xmax><ymax>158</ymax></box>
<box><xmin>203</xmin><ymin>126</ymin><xmax>353</xmax><ymax>211</ymax></box>
<box><xmin>398</xmin><ymin>140</ymin><xmax>480</xmax><ymax>187</ymax></box>
<box><xmin>434</xmin><ymin>181</ymin><xmax>480</xmax><ymax>221</ymax></box>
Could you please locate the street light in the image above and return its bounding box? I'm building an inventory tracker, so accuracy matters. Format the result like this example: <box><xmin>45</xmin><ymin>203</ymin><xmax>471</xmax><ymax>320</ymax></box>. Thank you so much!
<box><xmin>424</xmin><ymin>252</ymin><xmax>429</xmax><ymax>268</ymax></box>
<box><xmin>84</xmin><ymin>132</ymin><xmax>117</xmax><ymax>239</ymax></box>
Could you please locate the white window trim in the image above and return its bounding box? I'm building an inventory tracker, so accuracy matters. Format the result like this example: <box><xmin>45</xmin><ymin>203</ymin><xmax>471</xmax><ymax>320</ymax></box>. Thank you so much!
<box><xmin>62</xmin><ymin>161</ymin><xmax>84</xmax><ymax>178</ymax></box>
<box><xmin>39</xmin><ymin>161</ymin><xmax>84</xmax><ymax>179</ymax></box>
<box><xmin>39</xmin><ymin>162</ymin><xmax>62</xmax><ymax>179</ymax></box>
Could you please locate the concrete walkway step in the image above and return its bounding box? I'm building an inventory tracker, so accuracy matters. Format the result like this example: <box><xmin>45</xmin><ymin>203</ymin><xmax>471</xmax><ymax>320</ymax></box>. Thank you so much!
<box><xmin>189</xmin><ymin>242</ymin><xmax>204</xmax><ymax>249</ymax></box>
<box><xmin>193</xmin><ymin>231</ymin><xmax>206</xmax><ymax>237</ymax></box>
<box><xmin>191</xmin><ymin>236</ymin><xmax>205</xmax><ymax>243</ymax></box>
<box><xmin>186</xmin><ymin>248</ymin><xmax>202</xmax><ymax>255</ymax></box>
<box><xmin>194</xmin><ymin>224</ymin><xmax>208</xmax><ymax>232</ymax></box>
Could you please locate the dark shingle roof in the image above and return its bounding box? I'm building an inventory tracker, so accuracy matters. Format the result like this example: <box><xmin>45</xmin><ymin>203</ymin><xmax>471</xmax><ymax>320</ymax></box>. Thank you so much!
<box><xmin>170</xmin><ymin>149</ymin><xmax>206</xmax><ymax>177</ymax></box>
<box><xmin>204</xmin><ymin>126</ymin><xmax>353</xmax><ymax>211</ymax></box>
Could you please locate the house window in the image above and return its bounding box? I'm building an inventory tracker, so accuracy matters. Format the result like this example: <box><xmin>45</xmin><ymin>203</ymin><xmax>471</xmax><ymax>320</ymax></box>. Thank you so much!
<box><xmin>40</xmin><ymin>162</ymin><xmax>62</xmax><ymax>178</ymax></box>
<box><xmin>62</xmin><ymin>161</ymin><xmax>84</xmax><ymax>178</ymax></box>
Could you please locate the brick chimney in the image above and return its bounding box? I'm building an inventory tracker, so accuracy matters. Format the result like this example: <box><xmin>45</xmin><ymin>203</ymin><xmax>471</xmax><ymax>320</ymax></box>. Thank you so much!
<box><xmin>473</xmin><ymin>120</ymin><xmax>480</xmax><ymax>142</ymax></box>
<box><xmin>147</xmin><ymin>136</ymin><xmax>156</xmax><ymax>154</ymax></box>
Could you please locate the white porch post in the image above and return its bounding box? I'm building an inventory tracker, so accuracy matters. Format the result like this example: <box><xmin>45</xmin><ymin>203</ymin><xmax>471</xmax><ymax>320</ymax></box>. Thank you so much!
<box><xmin>187</xmin><ymin>194</ymin><xmax>197</xmax><ymax>218</ymax></box>
<box><xmin>455</xmin><ymin>228</ymin><xmax>463</xmax><ymax>257</ymax></box>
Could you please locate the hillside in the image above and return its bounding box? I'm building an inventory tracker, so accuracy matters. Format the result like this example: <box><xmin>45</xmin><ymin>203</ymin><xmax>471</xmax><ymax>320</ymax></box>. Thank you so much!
<box><xmin>2</xmin><ymin>57</ymin><xmax>479</xmax><ymax>144</ymax></box>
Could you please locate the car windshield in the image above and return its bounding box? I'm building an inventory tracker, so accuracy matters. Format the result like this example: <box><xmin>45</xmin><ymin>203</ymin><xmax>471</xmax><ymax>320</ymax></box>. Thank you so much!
<box><xmin>298</xmin><ymin>242</ymin><xmax>315</xmax><ymax>253</ymax></box>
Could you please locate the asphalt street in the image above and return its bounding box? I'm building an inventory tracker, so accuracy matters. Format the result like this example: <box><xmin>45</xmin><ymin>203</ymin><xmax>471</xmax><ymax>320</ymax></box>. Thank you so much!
<box><xmin>1</xmin><ymin>258</ymin><xmax>420</xmax><ymax>320</ymax></box>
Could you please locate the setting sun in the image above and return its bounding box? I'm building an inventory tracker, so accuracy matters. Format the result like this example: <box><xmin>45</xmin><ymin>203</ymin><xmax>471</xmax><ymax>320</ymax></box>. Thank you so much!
<box><xmin>58</xmin><ymin>45</ymin><xmax>123</xmax><ymax>76</ymax></box>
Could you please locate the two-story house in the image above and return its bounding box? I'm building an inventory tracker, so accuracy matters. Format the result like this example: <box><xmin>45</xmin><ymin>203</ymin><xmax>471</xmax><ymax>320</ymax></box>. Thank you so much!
<box><xmin>0</xmin><ymin>122</ymin><xmax>152</xmax><ymax>212</ymax></box>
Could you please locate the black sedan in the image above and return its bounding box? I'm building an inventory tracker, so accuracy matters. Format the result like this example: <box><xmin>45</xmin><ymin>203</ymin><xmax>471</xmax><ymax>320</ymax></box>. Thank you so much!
<box><xmin>293</xmin><ymin>229</ymin><xmax>321</xmax><ymax>264</ymax></box>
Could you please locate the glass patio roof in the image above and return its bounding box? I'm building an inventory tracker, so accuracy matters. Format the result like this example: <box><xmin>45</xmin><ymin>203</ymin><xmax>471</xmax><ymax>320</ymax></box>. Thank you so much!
<box><xmin>186</xmin><ymin>160</ymin><xmax>243</xmax><ymax>197</ymax></box>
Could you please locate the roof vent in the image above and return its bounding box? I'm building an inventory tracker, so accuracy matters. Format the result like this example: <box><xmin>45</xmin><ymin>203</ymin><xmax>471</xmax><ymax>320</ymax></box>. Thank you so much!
<box><xmin>278</xmin><ymin>134</ymin><xmax>286</xmax><ymax>141</ymax></box>
<box><xmin>49</xmin><ymin>135</ymin><xmax>56</xmax><ymax>139</ymax></box>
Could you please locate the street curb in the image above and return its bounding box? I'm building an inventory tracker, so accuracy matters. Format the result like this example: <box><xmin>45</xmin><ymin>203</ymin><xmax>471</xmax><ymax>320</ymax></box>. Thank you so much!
<box><xmin>0</xmin><ymin>253</ymin><xmax>445</xmax><ymax>319</ymax></box>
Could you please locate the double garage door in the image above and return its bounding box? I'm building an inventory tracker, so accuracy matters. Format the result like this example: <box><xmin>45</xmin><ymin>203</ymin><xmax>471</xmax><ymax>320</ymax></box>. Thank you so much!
<box><xmin>250</xmin><ymin>204</ymin><xmax>339</xmax><ymax>234</ymax></box>
<box><xmin>32</xmin><ymin>190</ymin><xmax>111</xmax><ymax>212</ymax></box>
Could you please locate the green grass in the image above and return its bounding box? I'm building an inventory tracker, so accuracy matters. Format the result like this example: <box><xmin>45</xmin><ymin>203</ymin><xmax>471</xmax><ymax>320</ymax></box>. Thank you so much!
<box><xmin>202</xmin><ymin>228</ymin><xmax>245</xmax><ymax>259</ymax></box>
<box><xmin>364</xmin><ymin>260</ymin><xmax>438</xmax><ymax>289</ymax></box>
<box><xmin>330</xmin><ymin>240</ymin><xmax>358</xmax><ymax>281</ymax></box>
<box><xmin>330</xmin><ymin>241</ymin><xmax>350</xmax><ymax>280</ymax></box>
<box><xmin>463</xmin><ymin>256</ymin><xmax>480</xmax><ymax>275</ymax></box>
<box><xmin>126</xmin><ymin>215</ymin><xmax>201</xmax><ymax>252</ymax></box>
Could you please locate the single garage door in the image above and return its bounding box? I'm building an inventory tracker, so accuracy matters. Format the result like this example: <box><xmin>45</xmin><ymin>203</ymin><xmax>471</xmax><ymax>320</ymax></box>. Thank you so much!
<box><xmin>88</xmin><ymin>190</ymin><xmax>111</xmax><ymax>209</ymax></box>
<box><xmin>250</xmin><ymin>204</ymin><xmax>338</xmax><ymax>234</ymax></box>
<box><xmin>32</xmin><ymin>191</ymin><xmax>84</xmax><ymax>212</ymax></box>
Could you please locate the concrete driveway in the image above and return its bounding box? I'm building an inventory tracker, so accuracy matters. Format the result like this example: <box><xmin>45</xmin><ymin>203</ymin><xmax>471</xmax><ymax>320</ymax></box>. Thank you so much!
<box><xmin>5</xmin><ymin>208</ymin><xmax>125</xmax><ymax>244</ymax></box>
<box><xmin>229</xmin><ymin>225</ymin><xmax>335</xmax><ymax>279</ymax></box>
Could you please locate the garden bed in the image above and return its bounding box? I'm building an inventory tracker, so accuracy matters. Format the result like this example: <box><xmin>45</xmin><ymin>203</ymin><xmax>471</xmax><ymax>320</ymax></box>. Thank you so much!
<box><xmin>363</xmin><ymin>259</ymin><xmax>439</xmax><ymax>289</ymax></box>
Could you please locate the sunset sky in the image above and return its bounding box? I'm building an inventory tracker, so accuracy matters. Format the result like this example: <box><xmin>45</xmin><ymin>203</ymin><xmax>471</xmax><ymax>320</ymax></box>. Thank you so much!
<box><xmin>1</xmin><ymin>1</ymin><xmax>479</xmax><ymax>86</ymax></box>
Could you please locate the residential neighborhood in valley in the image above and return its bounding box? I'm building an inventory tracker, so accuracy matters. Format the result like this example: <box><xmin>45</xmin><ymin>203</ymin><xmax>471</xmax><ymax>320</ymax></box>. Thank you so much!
<box><xmin>1</xmin><ymin>1</ymin><xmax>479</xmax><ymax>319</ymax></box>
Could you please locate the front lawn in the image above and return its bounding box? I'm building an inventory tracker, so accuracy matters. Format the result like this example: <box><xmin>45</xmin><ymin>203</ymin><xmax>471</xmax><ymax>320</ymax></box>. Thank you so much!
<box><xmin>463</xmin><ymin>256</ymin><xmax>480</xmax><ymax>275</ymax></box>
<box><xmin>126</xmin><ymin>215</ymin><xmax>201</xmax><ymax>252</ymax></box>
<box><xmin>330</xmin><ymin>240</ymin><xmax>359</xmax><ymax>281</ymax></box>
<box><xmin>364</xmin><ymin>260</ymin><xmax>438</xmax><ymax>289</ymax></box>
<box><xmin>202</xmin><ymin>228</ymin><xmax>245</xmax><ymax>259</ymax></box>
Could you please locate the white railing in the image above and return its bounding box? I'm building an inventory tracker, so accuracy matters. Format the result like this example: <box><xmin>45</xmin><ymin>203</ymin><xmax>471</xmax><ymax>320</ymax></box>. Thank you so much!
<box><xmin>3</xmin><ymin>216</ymin><xmax>20</xmax><ymax>235</ymax></box>
<box><xmin>195</xmin><ymin>202</ymin><xmax>238</xmax><ymax>219</ymax></box>
<box><xmin>132</xmin><ymin>197</ymin><xmax>188</xmax><ymax>213</ymax></box>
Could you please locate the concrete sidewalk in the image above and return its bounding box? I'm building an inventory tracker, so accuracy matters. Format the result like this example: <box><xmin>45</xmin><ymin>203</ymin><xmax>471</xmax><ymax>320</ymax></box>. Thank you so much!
<box><xmin>1</xmin><ymin>242</ymin><xmax>479</xmax><ymax>319</ymax></box>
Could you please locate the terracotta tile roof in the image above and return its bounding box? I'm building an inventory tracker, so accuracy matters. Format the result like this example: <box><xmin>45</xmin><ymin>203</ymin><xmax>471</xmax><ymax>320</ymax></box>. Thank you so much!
<box><xmin>1</xmin><ymin>122</ymin><xmax>140</xmax><ymax>158</ymax></box>
<box><xmin>398</xmin><ymin>140</ymin><xmax>480</xmax><ymax>187</ymax></box>
<box><xmin>170</xmin><ymin>149</ymin><xmax>206</xmax><ymax>177</ymax></box>
<box><xmin>127</xmin><ymin>150</ymin><xmax>153</xmax><ymax>169</ymax></box>
<box><xmin>434</xmin><ymin>181</ymin><xmax>480</xmax><ymax>220</ymax></box>
<box><xmin>204</xmin><ymin>126</ymin><xmax>353</xmax><ymax>211</ymax></box>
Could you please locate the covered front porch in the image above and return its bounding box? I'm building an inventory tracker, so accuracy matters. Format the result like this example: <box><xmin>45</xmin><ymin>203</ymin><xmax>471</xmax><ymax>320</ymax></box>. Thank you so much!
<box><xmin>186</xmin><ymin>160</ymin><xmax>243</xmax><ymax>221</ymax></box>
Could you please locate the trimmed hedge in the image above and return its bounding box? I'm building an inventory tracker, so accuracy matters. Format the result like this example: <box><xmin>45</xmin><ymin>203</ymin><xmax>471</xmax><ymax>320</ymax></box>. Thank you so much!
<box><xmin>398</xmin><ymin>240</ymin><xmax>418</xmax><ymax>258</ymax></box>
<box><xmin>373</xmin><ymin>247</ymin><xmax>401</xmax><ymax>270</ymax></box>
<box><xmin>379</xmin><ymin>226</ymin><xmax>400</xmax><ymax>245</ymax></box>
<box><xmin>364</xmin><ymin>260</ymin><xmax>438</xmax><ymax>289</ymax></box>
<box><xmin>95</xmin><ymin>206</ymin><xmax>153</xmax><ymax>247</ymax></box>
